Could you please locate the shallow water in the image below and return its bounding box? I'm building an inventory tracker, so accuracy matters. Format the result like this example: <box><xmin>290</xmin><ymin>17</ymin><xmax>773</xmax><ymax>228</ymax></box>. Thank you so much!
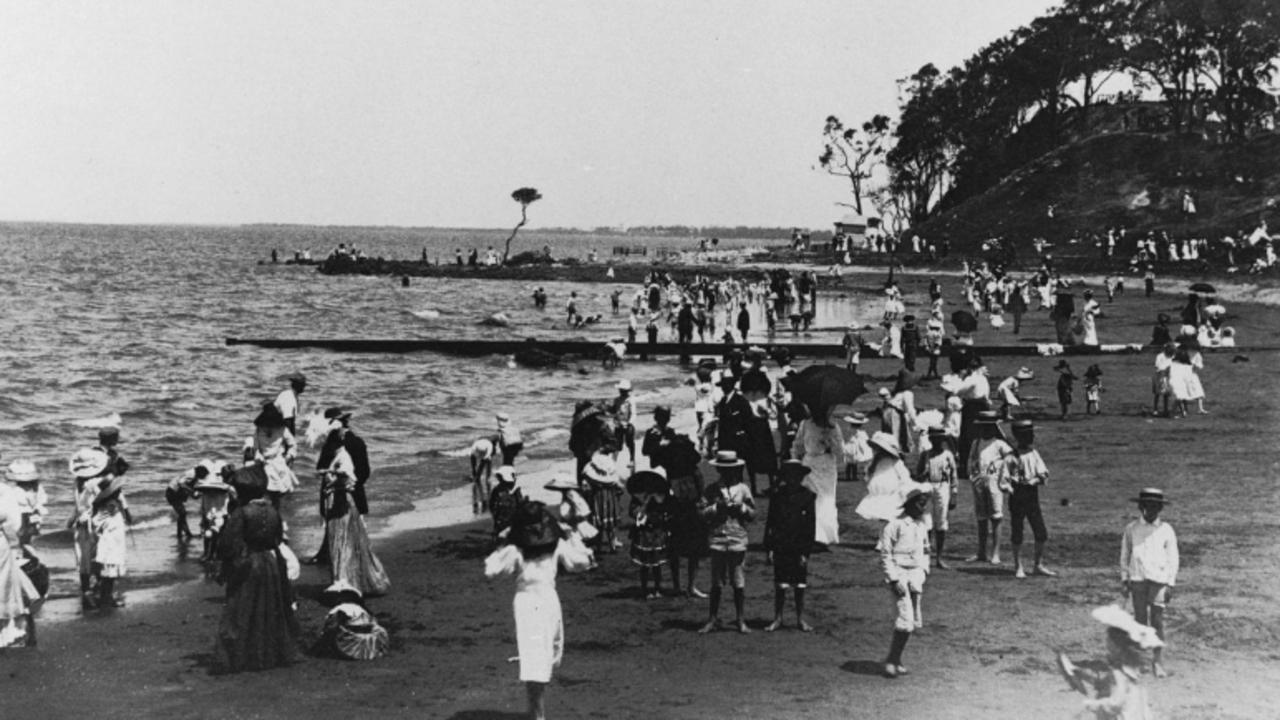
<box><xmin>1</xmin><ymin>221</ymin><xmax>883</xmax><ymax>598</ymax></box>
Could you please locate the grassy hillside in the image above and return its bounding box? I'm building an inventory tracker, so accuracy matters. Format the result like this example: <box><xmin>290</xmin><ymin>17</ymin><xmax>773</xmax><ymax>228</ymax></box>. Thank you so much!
<box><xmin>914</xmin><ymin>130</ymin><xmax>1280</xmax><ymax>263</ymax></box>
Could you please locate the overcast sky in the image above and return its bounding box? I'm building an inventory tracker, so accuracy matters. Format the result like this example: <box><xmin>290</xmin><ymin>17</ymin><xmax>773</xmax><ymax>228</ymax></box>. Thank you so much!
<box><xmin>0</xmin><ymin>1</ymin><xmax>1058</xmax><ymax>229</ymax></box>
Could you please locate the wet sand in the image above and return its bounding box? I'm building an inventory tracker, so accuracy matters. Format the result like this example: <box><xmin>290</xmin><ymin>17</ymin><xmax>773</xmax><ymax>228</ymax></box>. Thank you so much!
<box><xmin>3</xmin><ymin>271</ymin><xmax>1277</xmax><ymax>720</ymax></box>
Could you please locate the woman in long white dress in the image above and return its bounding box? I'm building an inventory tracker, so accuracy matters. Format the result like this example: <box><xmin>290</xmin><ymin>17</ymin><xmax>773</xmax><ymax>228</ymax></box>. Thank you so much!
<box><xmin>253</xmin><ymin>403</ymin><xmax>299</xmax><ymax>509</ymax></box>
<box><xmin>790</xmin><ymin>415</ymin><xmax>851</xmax><ymax>545</ymax></box>
<box><xmin>486</xmin><ymin>502</ymin><xmax>593</xmax><ymax>720</ymax></box>
<box><xmin>0</xmin><ymin>484</ymin><xmax>38</xmax><ymax>646</ymax></box>
<box><xmin>321</xmin><ymin>428</ymin><xmax>390</xmax><ymax>597</ymax></box>
<box><xmin>1080</xmin><ymin>291</ymin><xmax>1101</xmax><ymax>346</ymax></box>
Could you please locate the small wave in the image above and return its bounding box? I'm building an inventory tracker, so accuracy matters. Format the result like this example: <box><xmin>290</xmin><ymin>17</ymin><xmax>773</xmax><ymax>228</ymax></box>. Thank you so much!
<box><xmin>409</xmin><ymin>308</ymin><xmax>441</xmax><ymax>320</ymax></box>
<box><xmin>525</xmin><ymin>427</ymin><xmax>568</xmax><ymax>447</ymax></box>
<box><xmin>71</xmin><ymin>412</ymin><xmax>122</xmax><ymax>429</ymax></box>
<box><xmin>171</xmin><ymin>401</ymin><xmax>200</xmax><ymax>410</ymax></box>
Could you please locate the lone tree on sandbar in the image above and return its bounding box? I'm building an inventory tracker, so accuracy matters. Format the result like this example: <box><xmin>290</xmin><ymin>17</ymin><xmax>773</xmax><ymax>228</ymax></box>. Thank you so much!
<box><xmin>503</xmin><ymin>187</ymin><xmax>543</xmax><ymax>264</ymax></box>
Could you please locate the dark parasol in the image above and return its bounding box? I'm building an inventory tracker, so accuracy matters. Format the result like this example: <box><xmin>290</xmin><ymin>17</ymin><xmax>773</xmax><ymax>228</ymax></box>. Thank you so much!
<box><xmin>1188</xmin><ymin>282</ymin><xmax>1216</xmax><ymax>294</ymax></box>
<box><xmin>950</xmin><ymin>310</ymin><xmax>978</xmax><ymax>333</ymax></box>
<box><xmin>781</xmin><ymin>364</ymin><xmax>867</xmax><ymax>427</ymax></box>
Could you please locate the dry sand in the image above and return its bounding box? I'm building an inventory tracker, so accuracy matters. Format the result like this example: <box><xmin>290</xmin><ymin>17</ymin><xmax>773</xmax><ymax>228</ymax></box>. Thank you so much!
<box><xmin>2</xmin><ymin>271</ymin><xmax>1277</xmax><ymax>720</ymax></box>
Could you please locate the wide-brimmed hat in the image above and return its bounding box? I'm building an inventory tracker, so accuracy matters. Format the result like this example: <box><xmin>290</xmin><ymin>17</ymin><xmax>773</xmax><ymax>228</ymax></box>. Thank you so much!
<box><xmin>1131</xmin><ymin>487</ymin><xmax>1169</xmax><ymax>504</ymax></box>
<box><xmin>510</xmin><ymin>501</ymin><xmax>561</xmax><ymax>552</ymax></box>
<box><xmin>1091</xmin><ymin>605</ymin><xmax>1164</xmax><ymax>649</ymax></box>
<box><xmin>193</xmin><ymin>476</ymin><xmax>231</xmax><ymax>493</ymax></box>
<box><xmin>868</xmin><ymin>432</ymin><xmax>901</xmax><ymax>458</ymax></box>
<box><xmin>626</xmin><ymin>467</ymin><xmax>669</xmax><ymax>495</ymax></box>
<box><xmin>69</xmin><ymin>447</ymin><xmax>109</xmax><ymax>479</ymax></box>
<box><xmin>6</xmin><ymin>459</ymin><xmax>39</xmax><ymax>483</ymax></box>
<box><xmin>974</xmin><ymin>410</ymin><xmax>1001</xmax><ymax>425</ymax></box>
<box><xmin>493</xmin><ymin>465</ymin><xmax>517</xmax><ymax>484</ymax></box>
<box><xmin>711</xmin><ymin>450</ymin><xmax>745</xmax><ymax>468</ymax></box>
<box><xmin>778</xmin><ymin>459</ymin><xmax>811</xmax><ymax>481</ymax></box>
<box><xmin>840</xmin><ymin>411</ymin><xmax>869</xmax><ymax>425</ymax></box>
<box><xmin>495</xmin><ymin>412</ymin><xmax>511</xmax><ymax>424</ymax></box>
<box><xmin>544</xmin><ymin>475</ymin><xmax>579</xmax><ymax>492</ymax></box>
<box><xmin>901</xmin><ymin>487</ymin><xmax>930</xmax><ymax>508</ymax></box>
<box><xmin>254</xmin><ymin>402</ymin><xmax>287</xmax><ymax>429</ymax></box>
<box><xmin>1013</xmin><ymin>367</ymin><xmax>1035</xmax><ymax>381</ymax></box>
<box><xmin>616</xmin><ymin>379</ymin><xmax>632</xmax><ymax>392</ymax></box>
<box><xmin>324</xmin><ymin>407</ymin><xmax>352</xmax><ymax>421</ymax></box>
<box><xmin>582</xmin><ymin>454</ymin><xmax>617</xmax><ymax>483</ymax></box>
<box><xmin>323</xmin><ymin>578</ymin><xmax>363</xmax><ymax>600</ymax></box>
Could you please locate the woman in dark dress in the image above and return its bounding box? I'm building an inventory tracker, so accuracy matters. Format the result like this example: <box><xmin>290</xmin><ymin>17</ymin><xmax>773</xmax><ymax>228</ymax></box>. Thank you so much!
<box><xmin>214</xmin><ymin>479</ymin><xmax>299</xmax><ymax>673</ymax></box>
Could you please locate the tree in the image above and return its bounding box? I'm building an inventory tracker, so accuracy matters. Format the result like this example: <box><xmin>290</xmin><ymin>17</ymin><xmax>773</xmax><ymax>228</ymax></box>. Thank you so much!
<box><xmin>503</xmin><ymin>187</ymin><xmax>542</xmax><ymax>264</ymax></box>
<box><xmin>818</xmin><ymin>114</ymin><xmax>892</xmax><ymax>215</ymax></box>
<box><xmin>1125</xmin><ymin>0</ymin><xmax>1211</xmax><ymax>134</ymax></box>
<box><xmin>887</xmin><ymin>64</ymin><xmax>956</xmax><ymax>225</ymax></box>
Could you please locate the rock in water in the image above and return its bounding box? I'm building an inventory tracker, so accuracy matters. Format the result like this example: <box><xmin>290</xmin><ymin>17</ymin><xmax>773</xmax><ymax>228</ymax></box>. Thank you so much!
<box><xmin>479</xmin><ymin>312</ymin><xmax>511</xmax><ymax>327</ymax></box>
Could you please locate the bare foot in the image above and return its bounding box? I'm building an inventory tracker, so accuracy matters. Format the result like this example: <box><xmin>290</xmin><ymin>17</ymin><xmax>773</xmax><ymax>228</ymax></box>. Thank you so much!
<box><xmin>765</xmin><ymin>618</ymin><xmax>782</xmax><ymax>632</ymax></box>
<box><xmin>1014</xmin><ymin>567</ymin><xmax>1027</xmax><ymax>579</ymax></box>
<box><xmin>736</xmin><ymin>620</ymin><xmax>751</xmax><ymax>634</ymax></box>
<box><xmin>964</xmin><ymin>555</ymin><xmax>987</xmax><ymax>563</ymax></box>
<box><xmin>798</xmin><ymin>620</ymin><xmax>814</xmax><ymax>632</ymax></box>
<box><xmin>1152</xmin><ymin>662</ymin><xmax>1169</xmax><ymax>679</ymax></box>
<box><xmin>698</xmin><ymin>619</ymin><xmax>719</xmax><ymax>635</ymax></box>
<box><xmin>689</xmin><ymin>588</ymin><xmax>708</xmax><ymax>599</ymax></box>
<box><xmin>989</xmin><ymin>555</ymin><xmax>1002</xmax><ymax>565</ymax></box>
<box><xmin>936</xmin><ymin>559</ymin><xmax>951</xmax><ymax>570</ymax></box>
<box><xmin>1034</xmin><ymin>565</ymin><xmax>1058</xmax><ymax>577</ymax></box>
<box><xmin>895</xmin><ymin>664</ymin><xmax>910</xmax><ymax>676</ymax></box>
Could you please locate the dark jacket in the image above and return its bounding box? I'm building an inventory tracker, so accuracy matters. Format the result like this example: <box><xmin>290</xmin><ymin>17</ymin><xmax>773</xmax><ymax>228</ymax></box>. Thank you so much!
<box><xmin>764</xmin><ymin>483</ymin><xmax>816</xmax><ymax>554</ymax></box>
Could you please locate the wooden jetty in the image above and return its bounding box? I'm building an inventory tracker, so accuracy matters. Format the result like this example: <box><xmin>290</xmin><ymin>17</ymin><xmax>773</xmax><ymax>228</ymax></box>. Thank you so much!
<box><xmin>224</xmin><ymin>337</ymin><xmax>1192</xmax><ymax>359</ymax></box>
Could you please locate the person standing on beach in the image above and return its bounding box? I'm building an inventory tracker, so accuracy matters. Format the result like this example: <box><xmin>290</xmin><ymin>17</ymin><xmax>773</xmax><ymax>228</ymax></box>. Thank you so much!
<box><xmin>736</xmin><ymin>302</ymin><xmax>750</xmax><ymax>343</ymax></box>
<box><xmin>1007</xmin><ymin>420</ymin><xmax>1056</xmax><ymax>579</ymax></box>
<box><xmin>917</xmin><ymin>428</ymin><xmax>957</xmax><ymax>568</ymax></box>
<box><xmin>952</xmin><ymin>356</ymin><xmax>991</xmax><ymax>482</ymax></box>
<box><xmin>698</xmin><ymin>451</ymin><xmax>755</xmax><ymax>635</ymax></box>
<box><xmin>68</xmin><ymin>447</ymin><xmax>109</xmax><ymax>609</ymax></box>
<box><xmin>641</xmin><ymin>406</ymin><xmax>707</xmax><ymax>596</ymax></box>
<box><xmin>764</xmin><ymin>459</ymin><xmax>816</xmax><ymax>632</ymax></box>
<box><xmin>496</xmin><ymin>412</ymin><xmax>524</xmax><ymax>466</ymax></box>
<box><xmin>967</xmin><ymin>412</ymin><xmax>1011</xmax><ymax>565</ymax></box>
<box><xmin>253</xmin><ymin>403</ymin><xmax>299</xmax><ymax>511</ymax></box>
<box><xmin>97</xmin><ymin>427</ymin><xmax>130</xmax><ymax>478</ymax></box>
<box><xmin>1120</xmin><ymin>487</ymin><xmax>1178</xmax><ymax>678</ymax></box>
<box><xmin>318</xmin><ymin>424</ymin><xmax>390</xmax><ymax>597</ymax></box>
<box><xmin>879</xmin><ymin>489</ymin><xmax>931</xmax><ymax>678</ymax></box>
<box><xmin>89</xmin><ymin>476</ymin><xmax>129</xmax><ymax>608</ymax></box>
<box><xmin>611</xmin><ymin>381</ymin><xmax>637</xmax><ymax>469</ymax></box>
<box><xmin>485</xmin><ymin>502</ymin><xmax>593</xmax><ymax>720</ymax></box>
<box><xmin>309</xmin><ymin>408</ymin><xmax>369</xmax><ymax>566</ymax></box>
<box><xmin>273</xmin><ymin>373</ymin><xmax>306</xmax><ymax>435</ymax></box>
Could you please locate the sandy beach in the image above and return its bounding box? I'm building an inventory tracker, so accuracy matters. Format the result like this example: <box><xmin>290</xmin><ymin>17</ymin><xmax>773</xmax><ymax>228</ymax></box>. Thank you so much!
<box><xmin>3</xmin><ymin>268</ymin><xmax>1278</xmax><ymax>720</ymax></box>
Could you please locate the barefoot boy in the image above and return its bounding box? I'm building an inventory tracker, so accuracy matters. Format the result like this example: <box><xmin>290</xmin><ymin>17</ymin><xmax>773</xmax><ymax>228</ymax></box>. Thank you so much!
<box><xmin>917</xmin><ymin>427</ymin><xmax>957</xmax><ymax>568</ymax></box>
<box><xmin>698</xmin><ymin>450</ymin><xmax>755</xmax><ymax>634</ymax></box>
<box><xmin>1120</xmin><ymin>487</ymin><xmax>1179</xmax><ymax>678</ymax></box>
<box><xmin>763</xmin><ymin>459</ymin><xmax>816</xmax><ymax>632</ymax></box>
<box><xmin>1007</xmin><ymin>420</ymin><xmax>1057</xmax><ymax>579</ymax></box>
<box><xmin>879</xmin><ymin>489</ymin><xmax>931</xmax><ymax>678</ymax></box>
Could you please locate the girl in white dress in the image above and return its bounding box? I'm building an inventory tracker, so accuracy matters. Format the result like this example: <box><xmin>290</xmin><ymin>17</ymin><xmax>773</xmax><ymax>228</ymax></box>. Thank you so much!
<box><xmin>1167</xmin><ymin>342</ymin><xmax>1207</xmax><ymax>417</ymax></box>
<box><xmin>790</xmin><ymin>417</ymin><xmax>850</xmax><ymax>545</ymax></box>
<box><xmin>855</xmin><ymin>433</ymin><xmax>930</xmax><ymax>523</ymax></box>
<box><xmin>485</xmin><ymin>502</ymin><xmax>593</xmax><ymax>720</ymax></box>
<box><xmin>1080</xmin><ymin>290</ymin><xmax>1101</xmax><ymax>346</ymax></box>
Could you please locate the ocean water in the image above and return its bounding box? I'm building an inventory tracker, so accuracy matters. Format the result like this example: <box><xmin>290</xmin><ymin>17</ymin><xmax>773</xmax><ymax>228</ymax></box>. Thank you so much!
<box><xmin>0</xmin><ymin>221</ymin><xmax>881</xmax><ymax>598</ymax></box>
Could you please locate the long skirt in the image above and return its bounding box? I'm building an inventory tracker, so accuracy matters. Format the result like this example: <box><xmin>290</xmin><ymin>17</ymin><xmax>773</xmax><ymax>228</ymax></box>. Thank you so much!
<box><xmin>0</xmin><ymin>536</ymin><xmax>38</xmax><ymax>647</ymax></box>
<box><xmin>215</xmin><ymin>549</ymin><xmax>299</xmax><ymax>672</ymax></box>
<box><xmin>587</xmin><ymin>482</ymin><xmax>621</xmax><ymax>533</ymax></box>
<box><xmin>803</xmin><ymin>461</ymin><xmax>840</xmax><ymax>545</ymax></box>
<box><xmin>666</xmin><ymin>479</ymin><xmax>708</xmax><ymax>559</ymax></box>
<box><xmin>327</xmin><ymin>511</ymin><xmax>391</xmax><ymax>597</ymax></box>
<box><xmin>514</xmin><ymin>587</ymin><xmax>563</xmax><ymax>683</ymax></box>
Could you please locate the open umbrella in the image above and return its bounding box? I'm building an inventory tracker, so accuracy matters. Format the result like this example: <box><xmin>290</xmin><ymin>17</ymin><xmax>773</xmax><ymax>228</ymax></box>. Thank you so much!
<box><xmin>950</xmin><ymin>310</ymin><xmax>978</xmax><ymax>333</ymax></box>
<box><xmin>1189</xmin><ymin>282</ymin><xmax>1216</xmax><ymax>294</ymax></box>
<box><xmin>626</xmin><ymin>469</ymin><xmax>670</xmax><ymax>495</ymax></box>
<box><xmin>781</xmin><ymin>364</ymin><xmax>867</xmax><ymax>428</ymax></box>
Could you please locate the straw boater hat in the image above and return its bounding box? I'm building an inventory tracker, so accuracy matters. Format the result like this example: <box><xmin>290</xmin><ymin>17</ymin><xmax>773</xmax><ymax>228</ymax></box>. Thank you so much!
<box><xmin>778</xmin><ymin>459</ymin><xmax>811</xmax><ymax>481</ymax></box>
<box><xmin>69</xmin><ymin>447</ymin><xmax>109</xmax><ymax>479</ymax></box>
<box><xmin>1013</xmin><ymin>367</ymin><xmax>1035</xmax><ymax>381</ymax></box>
<box><xmin>6</xmin><ymin>460</ymin><xmax>39</xmax><ymax>483</ymax></box>
<box><xmin>1130</xmin><ymin>487</ymin><xmax>1169</xmax><ymax>504</ymax></box>
<box><xmin>544</xmin><ymin>474</ymin><xmax>579</xmax><ymax>492</ymax></box>
<box><xmin>496</xmin><ymin>412</ymin><xmax>511</xmax><ymax>425</ymax></box>
<box><xmin>711</xmin><ymin>450</ymin><xmax>745</xmax><ymax>468</ymax></box>
<box><xmin>616</xmin><ymin>379</ymin><xmax>632</xmax><ymax>392</ymax></box>
<box><xmin>868</xmin><ymin>432</ymin><xmax>901</xmax><ymax>459</ymax></box>
<box><xmin>193</xmin><ymin>474</ymin><xmax>231</xmax><ymax>493</ymax></box>
<box><xmin>1011</xmin><ymin>419</ymin><xmax>1034</xmax><ymax>440</ymax></box>
<box><xmin>974</xmin><ymin>410</ymin><xmax>1001</xmax><ymax>425</ymax></box>
<box><xmin>493</xmin><ymin>465</ymin><xmax>517</xmax><ymax>484</ymax></box>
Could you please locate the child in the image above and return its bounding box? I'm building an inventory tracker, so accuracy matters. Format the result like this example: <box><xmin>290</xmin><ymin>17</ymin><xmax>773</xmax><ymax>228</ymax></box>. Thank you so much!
<box><xmin>166</xmin><ymin>462</ymin><xmax>204</xmax><ymax>542</ymax></box>
<box><xmin>626</xmin><ymin>469</ymin><xmax>670</xmax><ymax>599</ymax></box>
<box><xmin>1120</xmin><ymin>487</ymin><xmax>1178</xmax><ymax>678</ymax></box>
<box><xmin>582</xmin><ymin>451</ymin><xmax>624</xmax><ymax>552</ymax></box>
<box><xmin>879</xmin><ymin>489</ymin><xmax>931</xmax><ymax>678</ymax></box>
<box><xmin>763</xmin><ymin>460</ymin><xmax>816</xmax><ymax>632</ymax></box>
<box><xmin>1054</xmin><ymin>360</ymin><xmax>1076</xmax><ymax>419</ymax></box>
<box><xmin>193</xmin><ymin>468</ymin><xmax>231</xmax><ymax>562</ymax></box>
<box><xmin>841</xmin><ymin>413</ymin><xmax>872</xmax><ymax>483</ymax></box>
<box><xmin>1084</xmin><ymin>364</ymin><xmax>1103</xmax><ymax>415</ymax></box>
<box><xmin>6</xmin><ymin>460</ymin><xmax>47</xmax><ymax>549</ymax></box>
<box><xmin>1057</xmin><ymin>605</ymin><xmax>1162</xmax><ymax>720</ymax></box>
<box><xmin>967</xmin><ymin>412</ymin><xmax>1012</xmax><ymax>564</ymax></box>
<box><xmin>1007</xmin><ymin>420</ymin><xmax>1056</xmax><ymax>578</ymax></box>
<box><xmin>698</xmin><ymin>451</ymin><xmax>755</xmax><ymax>634</ymax></box>
<box><xmin>90</xmin><ymin>477</ymin><xmax>130</xmax><ymax>608</ymax></box>
<box><xmin>923</xmin><ymin>314</ymin><xmax>944</xmax><ymax>379</ymax></box>
<box><xmin>916</xmin><ymin>428</ymin><xmax>957</xmax><ymax>569</ymax></box>
<box><xmin>988</xmin><ymin>303</ymin><xmax>1005</xmax><ymax>330</ymax></box>
<box><xmin>487</xmin><ymin>465</ymin><xmax>525</xmax><ymax>543</ymax></box>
